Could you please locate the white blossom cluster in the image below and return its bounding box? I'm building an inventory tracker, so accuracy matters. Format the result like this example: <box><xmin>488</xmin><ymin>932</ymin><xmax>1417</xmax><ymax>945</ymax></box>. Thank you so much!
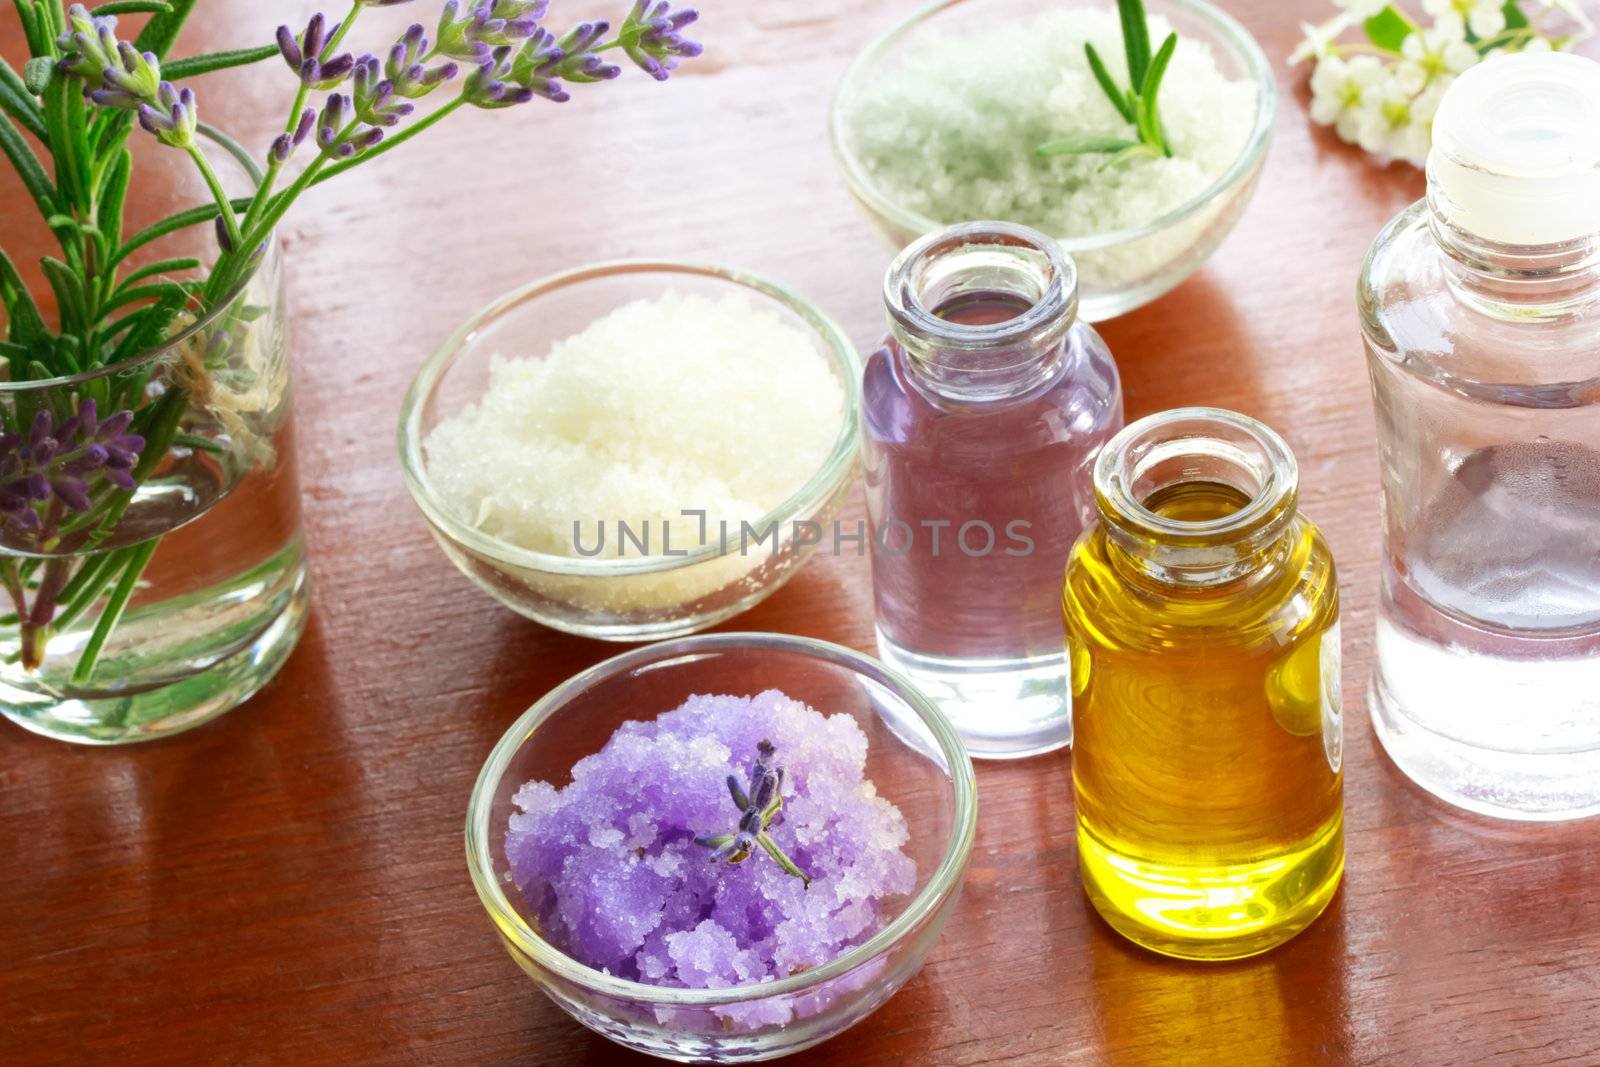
<box><xmin>1290</xmin><ymin>0</ymin><xmax>1593</xmax><ymax>165</ymax></box>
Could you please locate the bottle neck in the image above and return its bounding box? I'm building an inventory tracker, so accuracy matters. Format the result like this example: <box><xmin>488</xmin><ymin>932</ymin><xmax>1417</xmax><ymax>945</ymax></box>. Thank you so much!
<box><xmin>884</xmin><ymin>221</ymin><xmax>1078</xmax><ymax>402</ymax></box>
<box><xmin>1094</xmin><ymin>408</ymin><xmax>1298</xmax><ymax>588</ymax></box>
<box><xmin>1427</xmin><ymin>184</ymin><xmax>1600</xmax><ymax>322</ymax></box>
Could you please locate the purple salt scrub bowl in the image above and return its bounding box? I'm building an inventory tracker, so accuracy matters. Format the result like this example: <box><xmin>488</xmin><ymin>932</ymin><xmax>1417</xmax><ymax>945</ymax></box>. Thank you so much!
<box><xmin>398</xmin><ymin>261</ymin><xmax>862</xmax><ymax>643</ymax></box>
<box><xmin>467</xmin><ymin>633</ymin><xmax>977</xmax><ymax>1062</ymax></box>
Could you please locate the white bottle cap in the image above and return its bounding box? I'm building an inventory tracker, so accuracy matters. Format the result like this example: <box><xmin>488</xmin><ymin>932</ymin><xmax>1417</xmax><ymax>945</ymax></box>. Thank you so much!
<box><xmin>1428</xmin><ymin>51</ymin><xmax>1600</xmax><ymax>246</ymax></box>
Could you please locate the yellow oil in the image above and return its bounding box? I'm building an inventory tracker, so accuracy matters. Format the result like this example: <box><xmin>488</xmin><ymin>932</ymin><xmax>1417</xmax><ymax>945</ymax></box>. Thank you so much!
<box><xmin>1063</xmin><ymin>481</ymin><xmax>1343</xmax><ymax>960</ymax></box>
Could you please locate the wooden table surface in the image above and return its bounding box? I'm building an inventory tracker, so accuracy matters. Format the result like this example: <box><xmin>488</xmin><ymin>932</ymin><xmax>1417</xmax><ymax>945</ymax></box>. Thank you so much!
<box><xmin>5</xmin><ymin>1</ymin><xmax>1599</xmax><ymax>1064</ymax></box>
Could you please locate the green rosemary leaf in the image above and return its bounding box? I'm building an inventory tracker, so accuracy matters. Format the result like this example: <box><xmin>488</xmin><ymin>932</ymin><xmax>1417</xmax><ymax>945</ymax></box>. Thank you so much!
<box><xmin>71</xmin><ymin>539</ymin><xmax>158</xmax><ymax>686</ymax></box>
<box><xmin>92</xmin><ymin>1</ymin><xmax>174</xmax><ymax>14</ymax></box>
<box><xmin>98</xmin><ymin>148</ymin><xmax>132</xmax><ymax>252</ymax></box>
<box><xmin>174</xmin><ymin>432</ymin><xmax>225</xmax><ymax>454</ymax></box>
<box><xmin>0</xmin><ymin>101</ymin><xmax>57</xmax><ymax>215</ymax></box>
<box><xmin>0</xmin><ymin>60</ymin><xmax>47</xmax><ymax>140</ymax></box>
<box><xmin>133</xmin><ymin>0</ymin><xmax>196</xmax><ymax>60</ymax></box>
<box><xmin>100</xmin><ymin>280</ymin><xmax>188</xmax><ymax>317</ymax></box>
<box><xmin>1038</xmin><ymin>134</ymin><xmax>1143</xmax><ymax>156</ymax></box>
<box><xmin>41</xmin><ymin>256</ymin><xmax>87</xmax><ymax>327</ymax></box>
<box><xmin>1139</xmin><ymin>32</ymin><xmax>1178</xmax><ymax>157</ymax></box>
<box><xmin>22</xmin><ymin>56</ymin><xmax>53</xmax><ymax>94</ymax></box>
<box><xmin>111</xmin><ymin>197</ymin><xmax>252</xmax><ymax>268</ymax></box>
<box><xmin>0</xmin><ymin>247</ymin><xmax>48</xmax><ymax>348</ymax></box>
<box><xmin>113</xmin><ymin>257</ymin><xmax>201</xmax><ymax>294</ymax></box>
<box><xmin>1118</xmin><ymin>0</ymin><xmax>1151</xmax><ymax>89</ymax></box>
<box><xmin>1100</xmin><ymin>142</ymin><xmax>1162</xmax><ymax>171</ymax></box>
<box><xmin>163</xmin><ymin>44</ymin><xmax>280</xmax><ymax>81</ymax></box>
<box><xmin>1083</xmin><ymin>44</ymin><xmax>1136</xmax><ymax>124</ymax></box>
<box><xmin>1363</xmin><ymin>5</ymin><xmax>1417</xmax><ymax>53</ymax></box>
<box><xmin>12</xmin><ymin>2</ymin><xmax>45</xmax><ymax>56</ymax></box>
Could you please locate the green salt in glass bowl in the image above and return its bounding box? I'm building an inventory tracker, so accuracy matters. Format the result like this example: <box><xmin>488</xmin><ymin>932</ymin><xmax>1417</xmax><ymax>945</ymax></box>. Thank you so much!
<box><xmin>829</xmin><ymin>0</ymin><xmax>1276</xmax><ymax>322</ymax></box>
<box><xmin>467</xmin><ymin>633</ymin><xmax>978</xmax><ymax>1062</ymax></box>
<box><xmin>398</xmin><ymin>261</ymin><xmax>861</xmax><ymax>642</ymax></box>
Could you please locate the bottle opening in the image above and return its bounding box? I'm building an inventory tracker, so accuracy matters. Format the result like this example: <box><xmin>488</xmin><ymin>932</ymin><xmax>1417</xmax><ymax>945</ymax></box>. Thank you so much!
<box><xmin>1094</xmin><ymin>408</ymin><xmax>1298</xmax><ymax>582</ymax></box>
<box><xmin>885</xmin><ymin>221</ymin><xmax>1077</xmax><ymax>355</ymax></box>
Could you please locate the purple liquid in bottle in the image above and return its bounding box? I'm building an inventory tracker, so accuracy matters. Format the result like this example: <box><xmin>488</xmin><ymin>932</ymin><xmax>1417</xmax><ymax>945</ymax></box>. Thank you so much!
<box><xmin>861</xmin><ymin>223</ymin><xmax>1123</xmax><ymax>759</ymax></box>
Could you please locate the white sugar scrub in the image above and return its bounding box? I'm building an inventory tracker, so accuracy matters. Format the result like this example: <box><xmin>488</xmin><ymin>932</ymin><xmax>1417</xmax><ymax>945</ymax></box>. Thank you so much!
<box><xmin>423</xmin><ymin>291</ymin><xmax>846</xmax><ymax>612</ymax></box>
<box><xmin>843</xmin><ymin>6</ymin><xmax>1260</xmax><ymax>290</ymax></box>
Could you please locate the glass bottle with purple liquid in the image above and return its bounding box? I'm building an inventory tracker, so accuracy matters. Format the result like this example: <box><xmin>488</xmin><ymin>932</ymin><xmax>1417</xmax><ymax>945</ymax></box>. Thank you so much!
<box><xmin>862</xmin><ymin>222</ymin><xmax>1123</xmax><ymax>758</ymax></box>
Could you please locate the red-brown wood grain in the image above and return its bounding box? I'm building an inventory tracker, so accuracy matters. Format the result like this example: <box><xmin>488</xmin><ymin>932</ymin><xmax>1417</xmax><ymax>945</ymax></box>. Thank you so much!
<box><xmin>3</xmin><ymin>2</ymin><xmax>1598</xmax><ymax>1064</ymax></box>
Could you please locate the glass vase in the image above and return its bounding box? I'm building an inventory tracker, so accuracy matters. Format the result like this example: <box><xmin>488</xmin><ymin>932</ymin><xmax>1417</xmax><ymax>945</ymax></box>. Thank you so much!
<box><xmin>0</xmin><ymin>234</ymin><xmax>307</xmax><ymax>744</ymax></box>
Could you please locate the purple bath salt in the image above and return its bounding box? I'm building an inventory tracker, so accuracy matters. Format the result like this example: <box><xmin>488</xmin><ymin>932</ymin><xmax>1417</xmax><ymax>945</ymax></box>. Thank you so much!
<box><xmin>504</xmin><ymin>690</ymin><xmax>917</xmax><ymax>997</ymax></box>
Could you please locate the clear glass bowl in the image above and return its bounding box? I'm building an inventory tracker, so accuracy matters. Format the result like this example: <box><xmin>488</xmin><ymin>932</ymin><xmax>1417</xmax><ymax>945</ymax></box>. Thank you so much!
<box><xmin>829</xmin><ymin>0</ymin><xmax>1276</xmax><ymax>322</ymax></box>
<box><xmin>398</xmin><ymin>263</ymin><xmax>861</xmax><ymax>641</ymax></box>
<box><xmin>466</xmin><ymin>633</ymin><xmax>977</xmax><ymax>1062</ymax></box>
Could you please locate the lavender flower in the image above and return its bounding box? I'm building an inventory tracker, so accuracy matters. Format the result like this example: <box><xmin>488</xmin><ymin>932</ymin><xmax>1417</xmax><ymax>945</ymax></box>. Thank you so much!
<box><xmin>386</xmin><ymin>24</ymin><xmax>460</xmax><ymax>98</ymax></box>
<box><xmin>54</xmin><ymin>5</ymin><xmax>119</xmax><ymax>82</ymax></box>
<box><xmin>277</xmin><ymin>13</ymin><xmax>356</xmax><ymax>89</ymax></box>
<box><xmin>462</xmin><ymin>46</ymin><xmax>538</xmax><ymax>108</ymax></box>
<box><xmin>436</xmin><ymin>1</ymin><xmax>498</xmax><ymax>61</ymax></box>
<box><xmin>314</xmin><ymin>93</ymin><xmax>384</xmax><ymax>158</ymax></box>
<box><xmin>351</xmin><ymin>57</ymin><xmax>416</xmax><ymax>127</ymax></box>
<box><xmin>269</xmin><ymin>107</ymin><xmax>317</xmax><ymax>164</ymax></box>
<box><xmin>136</xmin><ymin>82</ymin><xmax>197</xmax><ymax>148</ymax></box>
<box><xmin>506</xmin><ymin>31</ymin><xmax>570</xmax><ymax>102</ymax></box>
<box><xmin>694</xmin><ymin>739</ymin><xmax>811</xmax><ymax>886</ymax></box>
<box><xmin>620</xmin><ymin>1</ymin><xmax>701</xmax><ymax>81</ymax></box>
<box><xmin>0</xmin><ymin>403</ymin><xmax>144</xmax><ymax>536</ymax></box>
<box><xmin>553</xmin><ymin>22</ymin><xmax>621</xmax><ymax>83</ymax></box>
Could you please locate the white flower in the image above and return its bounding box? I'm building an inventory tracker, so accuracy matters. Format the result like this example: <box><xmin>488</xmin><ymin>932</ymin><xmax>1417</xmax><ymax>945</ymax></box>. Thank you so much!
<box><xmin>1310</xmin><ymin>55</ymin><xmax>1386</xmax><ymax>143</ymax></box>
<box><xmin>1424</xmin><ymin>0</ymin><xmax>1508</xmax><ymax>40</ymax></box>
<box><xmin>1289</xmin><ymin>13</ymin><xmax>1355</xmax><ymax>65</ymax></box>
<box><xmin>1520</xmin><ymin>34</ymin><xmax>1555</xmax><ymax>52</ymax></box>
<box><xmin>1397</xmin><ymin>26</ymin><xmax>1481</xmax><ymax>92</ymax></box>
<box><xmin>1356</xmin><ymin>70</ymin><xmax>1436</xmax><ymax>165</ymax></box>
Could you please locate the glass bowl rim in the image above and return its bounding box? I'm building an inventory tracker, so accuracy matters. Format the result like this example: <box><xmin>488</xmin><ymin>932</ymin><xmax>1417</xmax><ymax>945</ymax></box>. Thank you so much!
<box><xmin>464</xmin><ymin>631</ymin><xmax>979</xmax><ymax>1007</ymax></box>
<box><xmin>397</xmin><ymin>260</ymin><xmax>864</xmax><ymax>577</ymax></box>
<box><xmin>826</xmin><ymin>0</ymin><xmax>1278</xmax><ymax>254</ymax></box>
<box><xmin>0</xmin><ymin>125</ymin><xmax>270</xmax><ymax>394</ymax></box>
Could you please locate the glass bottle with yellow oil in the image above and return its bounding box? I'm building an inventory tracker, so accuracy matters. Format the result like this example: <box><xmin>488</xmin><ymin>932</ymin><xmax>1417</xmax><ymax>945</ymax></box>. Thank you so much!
<box><xmin>1062</xmin><ymin>407</ymin><xmax>1343</xmax><ymax>961</ymax></box>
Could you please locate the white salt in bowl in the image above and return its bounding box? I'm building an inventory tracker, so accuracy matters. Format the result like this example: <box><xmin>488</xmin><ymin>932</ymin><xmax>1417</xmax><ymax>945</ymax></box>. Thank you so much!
<box><xmin>398</xmin><ymin>262</ymin><xmax>861</xmax><ymax>641</ymax></box>
<box><xmin>467</xmin><ymin>633</ymin><xmax>977</xmax><ymax>1062</ymax></box>
<box><xmin>829</xmin><ymin>0</ymin><xmax>1276</xmax><ymax>321</ymax></box>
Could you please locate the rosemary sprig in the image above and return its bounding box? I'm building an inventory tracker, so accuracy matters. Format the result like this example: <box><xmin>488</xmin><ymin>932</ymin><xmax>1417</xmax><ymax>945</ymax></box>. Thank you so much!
<box><xmin>1038</xmin><ymin>0</ymin><xmax>1180</xmax><ymax>168</ymax></box>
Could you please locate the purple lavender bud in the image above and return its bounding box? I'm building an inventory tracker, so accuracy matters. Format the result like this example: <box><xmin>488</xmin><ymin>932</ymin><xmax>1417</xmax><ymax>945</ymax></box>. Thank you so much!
<box><xmin>29</xmin><ymin>411</ymin><xmax>52</xmax><ymax>447</ymax></box>
<box><xmin>304</xmin><ymin>13</ymin><xmax>328</xmax><ymax>58</ymax></box>
<box><xmin>269</xmin><ymin>133</ymin><xmax>293</xmax><ymax>164</ymax></box>
<box><xmin>214</xmin><ymin>214</ymin><xmax>236</xmax><ymax>252</ymax></box>
<box><xmin>276</xmin><ymin>24</ymin><xmax>303</xmax><ymax>69</ymax></box>
<box><xmin>25</xmin><ymin>473</ymin><xmax>50</xmax><ymax>499</ymax></box>
<box><xmin>52</xmin><ymin>477</ymin><xmax>90</xmax><ymax>512</ymax></box>
<box><xmin>317</xmin><ymin>93</ymin><xmax>348</xmax><ymax>151</ymax></box>
<box><xmin>106</xmin><ymin>469</ymin><xmax>136</xmax><ymax>491</ymax></box>
<box><xmin>621</xmin><ymin>1</ymin><xmax>700</xmax><ymax>80</ymax></box>
<box><xmin>348</xmin><ymin>126</ymin><xmax>384</xmax><ymax>152</ymax></box>
<box><xmin>437</xmin><ymin>1</ymin><xmax>494</xmax><ymax>61</ymax></box>
<box><xmin>78</xmin><ymin>400</ymin><xmax>97</xmax><ymax>438</ymax></box>
<box><xmin>96</xmin><ymin>411</ymin><xmax>133</xmax><ymax>440</ymax></box>
<box><xmin>89</xmin><ymin>85</ymin><xmax>143</xmax><ymax>110</ymax></box>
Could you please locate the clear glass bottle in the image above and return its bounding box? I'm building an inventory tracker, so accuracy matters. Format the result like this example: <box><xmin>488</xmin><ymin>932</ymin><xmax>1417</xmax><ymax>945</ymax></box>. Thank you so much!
<box><xmin>1359</xmin><ymin>53</ymin><xmax>1600</xmax><ymax>820</ymax></box>
<box><xmin>1063</xmin><ymin>408</ymin><xmax>1343</xmax><ymax>960</ymax></box>
<box><xmin>861</xmin><ymin>222</ymin><xmax>1123</xmax><ymax>759</ymax></box>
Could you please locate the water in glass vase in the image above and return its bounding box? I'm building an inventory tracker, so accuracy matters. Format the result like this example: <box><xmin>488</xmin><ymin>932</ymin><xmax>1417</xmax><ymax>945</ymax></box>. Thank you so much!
<box><xmin>0</xmin><ymin>240</ymin><xmax>308</xmax><ymax>745</ymax></box>
<box><xmin>862</xmin><ymin>221</ymin><xmax>1122</xmax><ymax>759</ymax></box>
